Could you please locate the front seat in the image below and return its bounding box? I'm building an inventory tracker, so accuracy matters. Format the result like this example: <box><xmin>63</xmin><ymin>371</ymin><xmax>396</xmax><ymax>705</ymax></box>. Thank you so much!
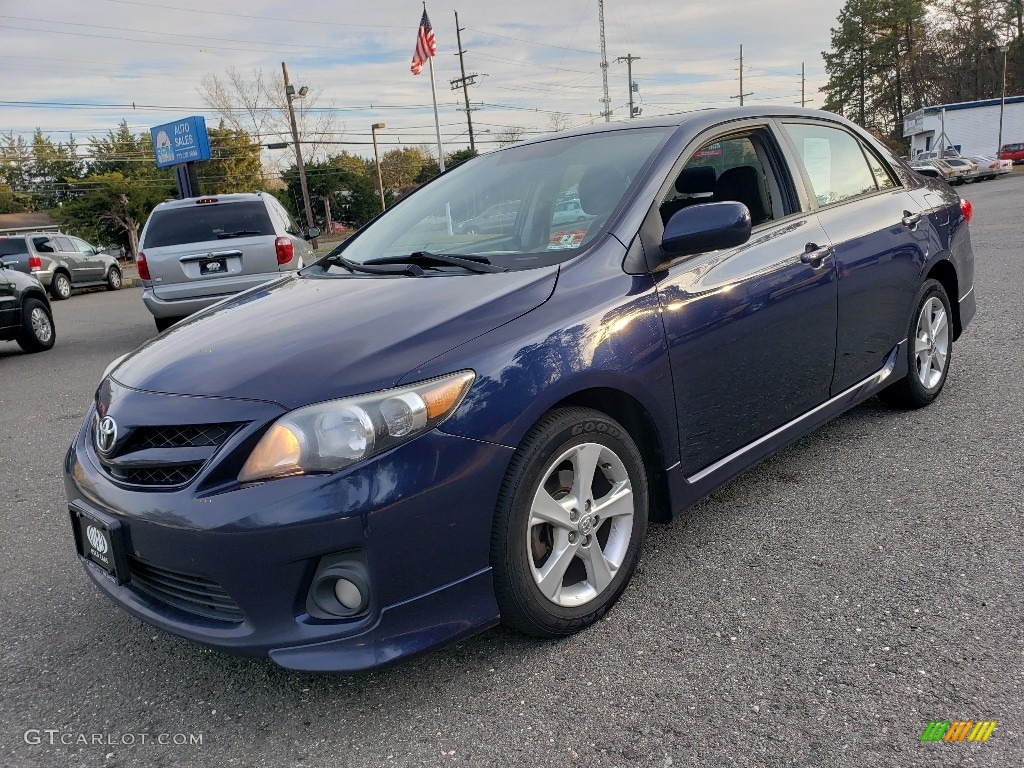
<box><xmin>660</xmin><ymin>165</ymin><xmax>718</xmax><ymax>224</ymax></box>
<box><xmin>712</xmin><ymin>165</ymin><xmax>770</xmax><ymax>225</ymax></box>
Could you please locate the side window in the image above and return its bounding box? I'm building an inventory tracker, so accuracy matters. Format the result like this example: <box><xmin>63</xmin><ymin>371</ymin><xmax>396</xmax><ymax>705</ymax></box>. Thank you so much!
<box><xmin>660</xmin><ymin>133</ymin><xmax>779</xmax><ymax>226</ymax></box>
<box><xmin>53</xmin><ymin>236</ymin><xmax>75</xmax><ymax>252</ymax></box>
<box><xmin>271</xmin><ymin>199</ymin><xmax>300</xmax><ymax>236</ymax></box>
<box><xmin>864</xmin><ymin>150</ymin><xmax>897</xmax><ymax>190</ymax></box>
<box><xmin>33</xmin><ymin>237</ymin><xmax>55</xmax><ymax>253</ymax></box>
<box><xmin>782</xmin><ymin>122</ymin><xmax>879</xmax><ymax>206</ymax></box>
<box><xmin>71</xmin><ymin>237</ymin><xmax>95</xmax><ymax>254</ymax></box>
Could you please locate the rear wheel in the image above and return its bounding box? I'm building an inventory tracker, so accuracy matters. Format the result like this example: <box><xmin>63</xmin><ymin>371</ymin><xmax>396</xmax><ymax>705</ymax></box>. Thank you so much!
<box><xmin>491</xmin><ymin>408</ymin><xmax>649</xmax><ymax>637</ymax></box>
<box><xmin>106</xmin><ymin>267</ymin><xmax>122</xmax><ymax>290</ymax></box>
<box><xmin>16</xmin><ymin>298</ymin><xmax>55</xmax><ymax>353</ymax></box>
<box><xmin>50</xmin><ymin>272</ymin><xmax>72</xmax><ymax>300</ymax></box>
<box><xmin>879</xmin><ymin>279</ymin><xmax>953</xmax><ymax>408</ymax></box>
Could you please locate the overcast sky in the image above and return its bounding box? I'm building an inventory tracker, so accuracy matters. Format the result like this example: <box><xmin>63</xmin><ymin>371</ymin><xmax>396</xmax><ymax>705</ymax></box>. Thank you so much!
<box><xmin>1</xmin><ymin>0</ymin><xmax>847</xmax><ymax>161</ymax></box>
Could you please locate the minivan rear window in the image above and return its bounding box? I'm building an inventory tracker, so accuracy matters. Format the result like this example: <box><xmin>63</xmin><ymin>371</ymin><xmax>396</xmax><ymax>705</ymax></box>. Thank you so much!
<box><xmin>143</xmin><ymin>202</ymin><xmax>275</xmax><ymax>248</ymax></box>
<box><xmin>0</xmin><ymin>239</ymin><xmax>29</xmax><ymax>256</ymax></box>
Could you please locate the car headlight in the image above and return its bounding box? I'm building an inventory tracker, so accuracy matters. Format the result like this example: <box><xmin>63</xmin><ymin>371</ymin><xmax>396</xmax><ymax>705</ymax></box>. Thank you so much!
<box><xmin>238</xmin><ymin>370</ymin><xmax>475</xmax><ymax>483</ymax></box>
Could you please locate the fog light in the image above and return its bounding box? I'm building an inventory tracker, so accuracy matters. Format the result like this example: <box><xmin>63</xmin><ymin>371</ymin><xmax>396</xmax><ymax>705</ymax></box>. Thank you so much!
<box><xmin>307</xmin><ymin>554</ymin><xmax>370</xmax><ymax>619</ymax></box>
<box><xmin>333</xmin><ymin>578</ymin><xmax>363</xmax><ymax>610</ymax></box>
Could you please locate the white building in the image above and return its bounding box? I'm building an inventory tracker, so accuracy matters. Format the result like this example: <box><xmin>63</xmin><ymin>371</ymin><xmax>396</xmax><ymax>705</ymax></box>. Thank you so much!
<box><xmin>903</xmin><ymin>96</ymin><xmax>1024</xmax><ymax>157</ymax></box>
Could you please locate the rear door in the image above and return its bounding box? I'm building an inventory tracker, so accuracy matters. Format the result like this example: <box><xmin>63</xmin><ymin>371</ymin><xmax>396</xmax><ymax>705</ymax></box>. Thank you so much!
<box><xmin>0</xmin><ymin>266</ymin><xmax>18</xmax><ymax>333</ymax></box>
<box><xmin>141</xmin><ymin>200</ymin><xmax>281</xmax><ymax>300</ymax></box>
<box><xmin>778</xmin><ymin>120</ymin><xmax>930</xmax><ymax>394</ymax></box>
<box><xmin>52</xmin><ymin>235</ymin><xmax>89</xmax><ymax>285</ymax></box>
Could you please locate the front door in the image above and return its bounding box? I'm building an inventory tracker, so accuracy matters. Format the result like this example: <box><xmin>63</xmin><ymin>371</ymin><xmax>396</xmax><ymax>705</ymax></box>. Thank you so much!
<box><xmin>652</xmin><ymin>127</ymin><xmax>838</xmax><ymax>477</ymax></box>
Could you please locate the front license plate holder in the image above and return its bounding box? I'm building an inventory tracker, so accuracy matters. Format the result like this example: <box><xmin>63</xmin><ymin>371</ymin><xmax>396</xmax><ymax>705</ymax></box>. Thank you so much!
<box><xmin>70</xmin><ymin>504</ymin><xmax>130</xmax><ymax>585</ymax></box>
<box><xmin>199</xmin><ymin>257</ymin><xmax>227</xmax><ymax>275</ymax></box>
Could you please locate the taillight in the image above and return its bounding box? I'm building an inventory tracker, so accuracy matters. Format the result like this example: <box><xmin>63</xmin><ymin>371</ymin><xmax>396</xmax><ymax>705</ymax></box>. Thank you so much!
<box><xmin>275</xmin><ymin>237</ymin><xmax>293</xmax><ymax>265</ymax></box>
<box><xmin>960</xmin><ymin>198</ymin><xmax>973</xmax><ymax>224</ymax></box>
<box><xmin>136</xmin><ymin>251</ymin><xmax>151</xmax><ymax>280</ymax></box>
<box><xmin>28</xmin><ymin>254</ymin><xmax>41</xmax><ymax>271</ymax></box>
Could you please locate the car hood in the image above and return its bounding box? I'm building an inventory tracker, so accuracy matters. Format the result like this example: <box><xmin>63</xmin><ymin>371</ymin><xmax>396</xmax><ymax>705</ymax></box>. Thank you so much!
<box><xmin>112</xmin><ymin>268</ymin><xmax>558</xmax><ymax>408</ymax></box>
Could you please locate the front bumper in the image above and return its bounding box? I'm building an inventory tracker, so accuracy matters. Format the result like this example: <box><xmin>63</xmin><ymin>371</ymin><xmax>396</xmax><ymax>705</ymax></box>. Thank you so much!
<box><xmin>64</xmin><ymin>391</ymin><xmax>510</xmax><ymax>672</ymax></box>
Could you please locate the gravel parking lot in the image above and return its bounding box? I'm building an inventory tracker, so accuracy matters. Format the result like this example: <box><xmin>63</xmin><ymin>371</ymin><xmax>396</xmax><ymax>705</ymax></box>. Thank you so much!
<box><xmin>2</xmin><ymin>176</ymin><xmax>1021</xmax><ymax>767</ymax></box>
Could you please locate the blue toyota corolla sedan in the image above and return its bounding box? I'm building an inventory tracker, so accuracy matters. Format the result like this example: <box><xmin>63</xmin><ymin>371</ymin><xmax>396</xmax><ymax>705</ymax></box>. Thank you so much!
<box><xmin>65</xmin><ymin>107</ymin><xmax>975</xmax><ymax>672</ymax></box>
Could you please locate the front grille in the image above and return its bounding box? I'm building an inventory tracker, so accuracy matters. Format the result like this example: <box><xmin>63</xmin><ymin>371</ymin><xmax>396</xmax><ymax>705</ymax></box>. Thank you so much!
<box><xmin>125</xmin><ymin>423</ymin><xmax>240</xmax><ymax>451</ymax></box>
<box><xmin>129</xmin><ymin>558</ymin><xmax>244</xmax><ymax>624</ymax></box>
<box><xmin>115</xmin><ymin>463</ymin><xmax>204</xmax><ymax>486</ymax></box>
<box><xmin>97</xmin><ymin>419</ymin><xmax>244</xmax><ymax>488</ymax></box>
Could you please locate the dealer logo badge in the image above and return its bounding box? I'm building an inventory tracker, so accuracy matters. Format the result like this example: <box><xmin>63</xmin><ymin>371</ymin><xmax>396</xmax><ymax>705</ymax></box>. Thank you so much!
<box><xmin>86</xmin><ymin>525</ymin><xmax>108</xmax><ymax>555</ymax></box>
<box><xmin>95</xmin><ymin>415</ymin><xmax>118</xmax><ymax>456</ymax></box>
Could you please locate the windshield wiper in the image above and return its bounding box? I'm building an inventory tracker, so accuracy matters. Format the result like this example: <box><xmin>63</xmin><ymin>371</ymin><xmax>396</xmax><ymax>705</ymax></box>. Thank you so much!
<box><xmin>216</xmin><ymin>230</ymin><xmax>263</xmax><ymax>239</ymax></box>
<box><xmin>364</xmin><ymin>251</ymin><xmax>504</xmax><ymax>273</ymax></box>
<box><xmin>323</xmin><ymin>252</ymin><xmax>424</xmax><ymax>276</ymax></box>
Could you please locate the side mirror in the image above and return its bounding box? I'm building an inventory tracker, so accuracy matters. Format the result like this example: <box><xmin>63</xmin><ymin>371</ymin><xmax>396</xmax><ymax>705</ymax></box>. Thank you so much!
<box><xmin>306</xmin><ymin>227</ymin><xmax>321</xmax><ymax>240</ymax></box>
<box><xmin>661</xmin><ymin>201</ymin><xmax>751</xmax><ymax>258</ymax></box>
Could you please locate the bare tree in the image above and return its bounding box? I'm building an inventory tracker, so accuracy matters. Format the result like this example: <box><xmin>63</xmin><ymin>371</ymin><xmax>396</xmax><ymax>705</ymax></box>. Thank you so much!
<box><xmin>495</xmin><ymin>126</ymin><xmax>525</xmax><ymax>147</ymax></box>
<box><xmin>548</xmin><ymin>112</ymin><xmax>569</xmax><ymax>132</ymax></box>
<box><xmin>198</xmin><ymin>67</ymin><xmax>338</xmax><ymax>173</ymax></box>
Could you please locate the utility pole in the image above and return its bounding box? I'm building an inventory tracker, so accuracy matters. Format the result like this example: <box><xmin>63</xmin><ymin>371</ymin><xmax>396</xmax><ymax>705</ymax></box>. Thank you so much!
<box><xmin>730</xmin><ymin>44</ymin><xmax>753</xmax><ymax>106</ymax></box>
<box><xmin>616</xmin><ymin>53</ymin><xmax>641</xmax><ymax>117</ymax></box>
<box><xmin>998</xmin><ymin>44</ymin><xmax>1009</xmax><ymax>156</ymax></box>
<box><xmin>323</xmin><ymin>196</ymin><xmax>332</xmax><ymax>236</ymax></box>
<box><xmin>281</xmin><ymin>61</ymin><xmax>317</xmax><ymax>247</ymax></box>
<box><xmin>598</xmin><ymin>0</ymin><xmax>611</xmax><ymax>121</ymax></box>
<box><xmin>371</xmin><ymin>123</ymin><xmax>386</xmax><ymax>212</ymax></box>
<box><xmin>450</xmin><ymin>11</ymin><xmax>478</xmax><ymax>152</ymax></box>
<box><xmin>801</xmin><ymin>62</ymin><xmax>806</xmax><ymax>107</ymax></box>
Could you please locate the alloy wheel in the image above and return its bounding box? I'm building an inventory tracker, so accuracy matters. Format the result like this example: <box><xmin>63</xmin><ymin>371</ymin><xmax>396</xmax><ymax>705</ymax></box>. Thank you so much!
<box><xmin>30</xmin><ymin>307</ymin><xmax>53</xmax><ymax>343</ymax></box>
<box><xmin>527</xmin><ymin>441</ymin><xmax>635</xmax><ymax>607</ymax></box>
<box><xmin>914</xmin><ymin>296</ymin><xmax>949</xmax><ymax>390</ymax></box>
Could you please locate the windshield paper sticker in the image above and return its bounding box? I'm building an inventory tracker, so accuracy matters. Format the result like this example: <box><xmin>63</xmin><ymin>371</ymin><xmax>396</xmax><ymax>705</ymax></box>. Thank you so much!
<box><xmin>547</xmin><ymin>230</ymin><xmax>586</xmax><ymax>250</ymax></box>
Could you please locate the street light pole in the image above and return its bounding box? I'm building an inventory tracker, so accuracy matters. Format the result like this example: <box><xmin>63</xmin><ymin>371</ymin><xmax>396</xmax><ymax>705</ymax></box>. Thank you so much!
<box><xmin>998</xmin><ymin>45</ymin><xmax>1009</xmax><ymax>158</ymax></box>
<box><xmin>371</xmin><ymin>123</ymin><xmax>386</xmax><ymax>212</ymax></box>
<box><xmin>282</xmin><ymin>61</ymin><xmax>317</xmax><ymax>248</ymax></box>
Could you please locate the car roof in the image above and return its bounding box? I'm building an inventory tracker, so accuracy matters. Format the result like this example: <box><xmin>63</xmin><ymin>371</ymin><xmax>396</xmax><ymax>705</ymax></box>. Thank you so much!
<box><xmin>153</xmin><ymin>192</ymin><xmax>269</xmax><ymax>211</ymax></box>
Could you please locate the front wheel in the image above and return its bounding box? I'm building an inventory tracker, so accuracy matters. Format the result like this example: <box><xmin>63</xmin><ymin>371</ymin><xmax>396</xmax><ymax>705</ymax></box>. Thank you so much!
<box><xmin>106</xmin><ymin>267</ymin><xmax>122</xmax><ymax>290</ymax></box>
<box><xmin>16</xmin><ymin>298</ymin><xmax>55</xmax><ymax>353</ymax></box>
<box><xmin>491</xmin><ymin>408</ymin><xmax>649</xmax><ymax>637</ymax></box>
<box><xmin>879</xmin><ymin>279</ymin><xmax>953</xmax><ymax>408</ymax></box>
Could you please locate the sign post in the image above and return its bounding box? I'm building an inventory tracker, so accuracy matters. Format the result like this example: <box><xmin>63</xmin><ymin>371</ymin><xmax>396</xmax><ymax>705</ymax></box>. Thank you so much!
<box><xmin>150</xmin><ymin>116</ymin><xmax>212</xmax><ymax>199</ymax></box>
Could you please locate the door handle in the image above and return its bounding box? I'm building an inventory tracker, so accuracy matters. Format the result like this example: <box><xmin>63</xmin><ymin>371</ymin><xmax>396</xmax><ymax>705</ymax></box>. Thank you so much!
<box><xmin>800</xmin><ymin>243</ymin><xmax>832</xmax><ymax>268</ymax></box>
<box><xmin>902</xmin><ymin>210</ymin><xmax>922</xmax><ymax>228</ymax></box>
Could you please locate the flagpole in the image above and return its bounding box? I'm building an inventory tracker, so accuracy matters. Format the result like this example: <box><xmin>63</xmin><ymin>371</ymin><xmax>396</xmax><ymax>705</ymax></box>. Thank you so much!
<box><xmin>426</xmin><ymin>6</ymin><xmax>445</xmax><ymax>172</ymax></box>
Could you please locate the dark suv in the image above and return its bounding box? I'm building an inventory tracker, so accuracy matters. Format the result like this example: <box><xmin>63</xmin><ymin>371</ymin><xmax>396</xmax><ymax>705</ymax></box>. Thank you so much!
<box><xmin>0</xmin><ymin>259</ymin><xmax>55</xmax><ymax>353</ymax></box>
<box><xmin>0</xmin><ymin>233</ymin><xmax>123</xmax><ymax>300</ymax></box>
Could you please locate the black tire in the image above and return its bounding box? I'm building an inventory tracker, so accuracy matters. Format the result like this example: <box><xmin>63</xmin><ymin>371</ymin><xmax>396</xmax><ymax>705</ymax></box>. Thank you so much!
<box><xmin>154</xmin><ymin>316</ymin><xmax>182</xmax><ymax>332</ymax></box>
<box><xmin>879</xmin><ymin>279</ymin><xmax>953</xmax><ymax>409</ymax></box>
<box><xmin>50</xmin><ymin>272</ymin><xmax>72</xmax><ymax>300</ymax></box>
<box><xmin>106</xmin><ymin>267</ymin><xmax>122</xmax><ymax>290</ymax></box>
<box><xmin>491</xmin><ymin>408</ymin><xmax>649</xmax><ymax>637</ymax></box>
<box><xmin>16</xmin><ymin>298</ymin><xmax>56</xmax><ymax>353</ymax></box>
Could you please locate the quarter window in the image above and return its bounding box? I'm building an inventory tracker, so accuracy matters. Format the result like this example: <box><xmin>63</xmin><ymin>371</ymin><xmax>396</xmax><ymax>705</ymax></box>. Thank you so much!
<box><xmin>782</xmin><ymin>123</ymin><xmax>879</xmax><ymax>207</ymax></box>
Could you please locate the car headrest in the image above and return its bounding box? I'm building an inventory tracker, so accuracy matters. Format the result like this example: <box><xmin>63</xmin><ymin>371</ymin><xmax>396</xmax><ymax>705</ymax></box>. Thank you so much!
<box><xmin>577</xmin><ymin>165</ymin><xmax>628</xmax><ymax>216</ymax></box>
<box><xmin>713</xmin><ymin>165</ymin><xmax>768</xmax><ymax>224</ymax></box>
<box><xmin>675</xmin><ymin>165</ymin><xmax>717</xmax><ymax>194</ymax></box>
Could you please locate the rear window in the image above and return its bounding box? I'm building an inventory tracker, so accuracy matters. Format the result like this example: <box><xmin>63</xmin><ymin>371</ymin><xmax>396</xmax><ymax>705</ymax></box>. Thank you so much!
<box><xmin>142</xmin><ymin>201</ymin><xmax>275</xmax><ymax>248</ymax></box>
<box><xmin>0</xmin><ymin>238</ymin><xmax>29</xmax><ymax>256</ymax></box>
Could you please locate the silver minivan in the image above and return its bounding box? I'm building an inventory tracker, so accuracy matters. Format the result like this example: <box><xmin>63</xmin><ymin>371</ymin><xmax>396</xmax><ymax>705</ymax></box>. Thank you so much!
<box><xmin>137</xmin><ymin>193</ymin><xmax>317</xmax><ymax>331</ymax></box>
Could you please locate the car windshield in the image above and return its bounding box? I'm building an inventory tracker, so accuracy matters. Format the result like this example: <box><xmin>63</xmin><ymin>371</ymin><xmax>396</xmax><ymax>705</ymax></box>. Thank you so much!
<box><xmin>329</xmin><ymin>127</ymin><xmax>672</xmax><ymax>271</ymax></box>
<box><xmin>143</xmin><ymin>201</ymin><xmax>274</xmax><ymax>248</ymax></box>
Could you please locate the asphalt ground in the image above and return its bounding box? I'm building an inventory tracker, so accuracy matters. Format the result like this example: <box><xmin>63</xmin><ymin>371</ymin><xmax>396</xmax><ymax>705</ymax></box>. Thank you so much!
<box><xmin>1</xmin><ymin>176</ymin><xmax>1021</xmax><ymax>768</ymax></box>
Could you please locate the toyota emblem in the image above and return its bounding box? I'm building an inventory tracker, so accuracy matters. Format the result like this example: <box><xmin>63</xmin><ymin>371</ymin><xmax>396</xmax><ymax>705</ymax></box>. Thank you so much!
<box><xmin>95</xmin><ymin>415</ymin><xmax>118</xmax><ymax>456</ymax></box>
<box><xmin>86</xmin><ymin>525</ymin><xmax>108</xmax><ymax>555</ymax></box>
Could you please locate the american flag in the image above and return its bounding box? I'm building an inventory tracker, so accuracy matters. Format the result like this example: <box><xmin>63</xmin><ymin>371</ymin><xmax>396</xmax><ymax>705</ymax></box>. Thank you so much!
<box><xmin>410</xmin><ymin>9</ymin><xmax>436</xmax><ymax>76</ymax></box>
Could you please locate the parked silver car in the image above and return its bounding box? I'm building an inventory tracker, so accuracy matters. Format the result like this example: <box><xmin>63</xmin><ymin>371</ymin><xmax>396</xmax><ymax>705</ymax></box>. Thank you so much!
<box><xmin>0</xmin><ymin>232</ymin><xmax>123</xmax><ymax>300</ymax></box>
<box><xmin>137</xmin><ymin>193</ymin><xmax>317</xmax><ymax>332</ymax></box>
